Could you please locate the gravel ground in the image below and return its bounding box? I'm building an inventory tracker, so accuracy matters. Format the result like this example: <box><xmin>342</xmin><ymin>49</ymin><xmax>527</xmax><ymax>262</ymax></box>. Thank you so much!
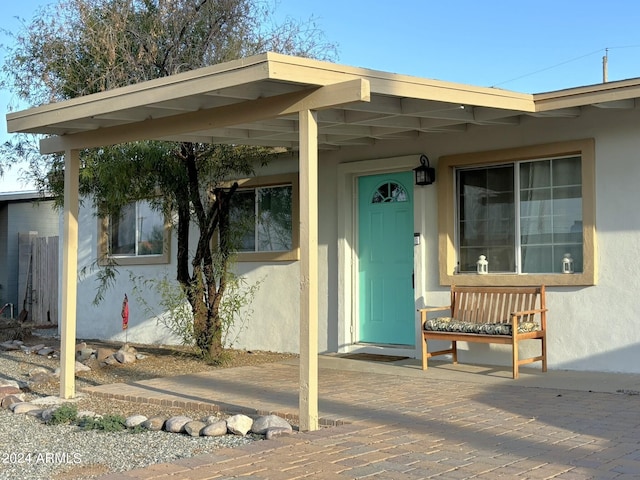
<box><xmin>0</xmin><ymin>334</ymin><xmax>298</xmax><ymax>479</ymax></box>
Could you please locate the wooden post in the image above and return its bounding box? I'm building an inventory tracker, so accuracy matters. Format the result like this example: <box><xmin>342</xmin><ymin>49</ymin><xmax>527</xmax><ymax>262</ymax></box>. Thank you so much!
<box><xmin>298</xmin><ymin>109</ymin><xmax>319</xmax><ymax>431</ymax></box>
<box><xmin>60</xmin><ymin>149</ymin><xmax>79</xmax><ymax>399</ymax></box>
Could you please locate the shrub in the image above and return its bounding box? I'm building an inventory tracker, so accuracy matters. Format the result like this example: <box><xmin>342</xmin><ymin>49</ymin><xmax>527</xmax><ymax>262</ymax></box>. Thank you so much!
<box><xmin>78</xmin><ymin>414</ymin><xmax>127</xmax><ymax>432</ymax></box>
<box><xmin>47</xmin><ymin>404</ymin><xmax>78</xmax><ymax>425</ymax></box>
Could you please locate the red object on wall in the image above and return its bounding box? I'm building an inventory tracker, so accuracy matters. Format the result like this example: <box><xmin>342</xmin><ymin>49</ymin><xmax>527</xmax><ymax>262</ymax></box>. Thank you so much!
<box><xmin>121</xmin><ymin>294</ymin><xmax>129</xmax><ymax>330</ymax></box>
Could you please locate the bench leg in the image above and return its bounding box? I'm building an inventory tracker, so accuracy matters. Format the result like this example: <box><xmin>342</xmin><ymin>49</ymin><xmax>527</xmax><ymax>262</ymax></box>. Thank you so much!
<box><xmin>451</xmin><ymin>341</ymin><xmax>458</xmax><ymax>364</ymax></box>
<box><xmin>512</xmin><ymin>337</ymin><xmax>519</xmax><ymax>379</ymax></box>
<box><xmin>541</xmin><ymin>334</ymin><xmax>547</xmax><ymax>372</ymax></box>
<box><xmin>422</xmin><ymin>334</ymin><xmax>428</xmax><ymax>371</ymax></box>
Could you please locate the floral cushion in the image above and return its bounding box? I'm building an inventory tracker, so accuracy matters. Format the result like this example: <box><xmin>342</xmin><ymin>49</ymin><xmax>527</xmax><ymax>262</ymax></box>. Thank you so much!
<box><xmin>424</xmin><ymin>317</ymin><xmax>539</xmax><ymax>335</ymax></box>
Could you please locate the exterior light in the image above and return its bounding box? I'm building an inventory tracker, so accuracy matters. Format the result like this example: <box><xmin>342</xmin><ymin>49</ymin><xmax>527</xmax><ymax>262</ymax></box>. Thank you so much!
<box><xmin>562</xmin><ymin>253</ymin><xmax>574</xmax><ymax>274</ymax></box>
<box><xmin>477</xmin><ymin>255</ymin><xmax>488</xmax><ymax>274</ymax></box>
<box><xmin>414</xmin><ymin>154</ymin><xmax>436</xmax><ymax>186</ymax></box>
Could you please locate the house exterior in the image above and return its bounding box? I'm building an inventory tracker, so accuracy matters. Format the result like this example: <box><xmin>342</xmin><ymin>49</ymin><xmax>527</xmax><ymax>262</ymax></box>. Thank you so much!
<box><xmin>0</xmin><ymin>191</ymin><xmax>58</xmax><ymax>321</ymax></box>
<box><xmin>7</xmin><ymin>52</ymin><xmax>640</xmax><ymax>395</ymax></box>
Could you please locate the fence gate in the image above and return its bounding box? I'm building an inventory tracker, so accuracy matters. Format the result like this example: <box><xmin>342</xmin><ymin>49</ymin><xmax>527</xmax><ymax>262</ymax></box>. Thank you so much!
<box><xmin>18</xmin><ymin>233</ymin><xmax>59</xmax><ymax>326</ymax></box>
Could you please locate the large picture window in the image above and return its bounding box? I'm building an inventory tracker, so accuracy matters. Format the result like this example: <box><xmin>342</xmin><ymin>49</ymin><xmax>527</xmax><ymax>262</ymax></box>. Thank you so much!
<box><xmin>438</xmin><ymin>139</ymin><xmax>596</xmax><ymax>286</ymax></box>
<box><xmin>99</xmin><ymin>200</ymin><xmax>170</xmax><ymax>265</ymax></box>
<box><xmin>457</xmin><ymin>156</ymin><xmax>582</xmax><ymax>274</ymax></box>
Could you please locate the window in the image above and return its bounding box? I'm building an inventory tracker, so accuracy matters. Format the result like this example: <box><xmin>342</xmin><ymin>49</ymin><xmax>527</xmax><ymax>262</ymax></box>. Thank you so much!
<box><xmin>438</xmin><ymin>139</ymin><xmax>596</xmax><ymax>286</ymax></box>
<box><xmin>231</xmin><ymin>185</ymin><xmax>293</xmax><ymax>252</ymax></box>
<box><xmin>228</xmin><ymin>173</ymin><xmax>299</xmax><ymax>262</ymax></box>
<box><xmin>457</xmin><ymin>156</ymin><xmax>582</xmax><ymax>274</ymax></box>
<box><xmin>372</xmin><ymin>181</ymin><xmax>408</xmax><ymax>203</ymax></box>
<box><xmin>99</xmin><ymin>200</ymin><xmax>170</xmax><ymax>265</ymax></box>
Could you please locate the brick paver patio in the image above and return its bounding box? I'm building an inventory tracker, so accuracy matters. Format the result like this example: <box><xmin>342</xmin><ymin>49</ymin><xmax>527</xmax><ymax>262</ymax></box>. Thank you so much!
<box><xmin>88</xmin><ymin>356</ymin><xmax>640</xmax><ymax>479</ymax></box>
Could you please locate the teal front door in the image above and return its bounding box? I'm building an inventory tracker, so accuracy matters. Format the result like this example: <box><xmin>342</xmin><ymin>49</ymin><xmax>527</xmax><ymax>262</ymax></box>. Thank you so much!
<box><xmin>358</xmin><ymin>171</ymin><xmax>414</xmax><ymax>345</ymax></box>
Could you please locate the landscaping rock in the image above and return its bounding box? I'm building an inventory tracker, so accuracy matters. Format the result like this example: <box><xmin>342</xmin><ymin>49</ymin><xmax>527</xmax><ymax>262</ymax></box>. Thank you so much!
<box><xmin>0</xmin><ymin>385</ymin><xmax>21</xmax><ymax>398</ymax></box>
<box><xmin>0</xmin><ymin>379</ymin><xmax>21</xmax><ymax>389</ymax></box>
<box><xmin>75</xmin><ymin>361</ymin><xmax>91</xmax><ymax>372</ymax></box>
<box><xmin>2</xmin><ymin>395</ymin><xmax>24</xmax><ymax>409</ymax></box>
<box><xmin>11</xmin><ymin>402</ymin><xmax>42</xmax><ymax>414</ymax></box>
<box><xmin>120</xmin><ymin>344</ymin><xmax>137</xmax><ymax>354</ymax></box>
<box><xmin>21</xmin><ymin>344</ymin><xmax>45</xmax><ymax>354</ymax></box>
<box><xmin>0</xmin><ymin>341</ymin><xmax>20</xmax><ymax>351</ymax></box>
<box><xmin>226</xmin><ymin>414</ymin><xmax>253</xmax><ymax>436</ymax></box>
<box><xmin>114</xmin><ymin>350</ymin><xmax>136</xmax><ymax>364</ymax></box>
<box><xmin>184</xmin><ymin>420</ymin><xmax>206</xmax><ymax>437</ymax></box>
<box><xmin>101</xmin><ymin>355</ymin><xmax>119</xmax><ymax>366</ymax></box>
<box><xmin>125</xmin><ymin>415</ymin><xmax>148</xmax><ymax>428</ymax></box>
<box><xmin>76</xmin><ymin>348</ymin><xmax>95</xmax><ymax>362</ymax></box>
<box><xmin>142</xmin><ymin>416</ymin><xmax>166</xmax><ymax>431</ymax></box>
<box><xmin>96</xmin><ymin>348</ymin><xmax>116</xmax><ymax>362</ymax></box>
<box><xmin>37</xmin><ymin>347</ymin><xmax>55</xmax><ymax>356</ymax></box>
<box><xmin>202</xmin><ymin>415</ymin><xmax>220</xmax><ymax>424</ymax></box>
<box><xmin>164</xmin><ymin>415</ymin><xmax>192</xmax><ymax>433</ymax></box>
<box><xmin>251</xmin><ymin>414</ymin><xmax>292</xmax><ymax>435</ymax></box>
<box><xmin>201</xmin><ymin>420</ymin><xmax>228</xmax><ymax>437</ymax></box>
<box><xmin>40</xmin><ymin>407</ymin><xmax>58</xmax><ymax>422</ymax></box>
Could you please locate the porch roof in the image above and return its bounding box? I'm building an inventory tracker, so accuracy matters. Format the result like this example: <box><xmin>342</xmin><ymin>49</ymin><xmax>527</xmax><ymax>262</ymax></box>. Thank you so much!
<box><xmin>8</xmin><ymin>52</ymin><xmax>640</xmax><ymax>154</ymax></box>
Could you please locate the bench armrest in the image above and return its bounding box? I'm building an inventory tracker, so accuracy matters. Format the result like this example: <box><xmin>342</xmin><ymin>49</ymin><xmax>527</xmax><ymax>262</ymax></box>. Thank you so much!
<box><xmin>511</xmin><ymin>307</ymin><xmax>548</xmax><ymax>331</ymax></box>
<box><xmin>510</xmin><ymin>307</ymin><xmax>548</xmax><ymax>318</ymax></box>
<box><xmin>418</xmin><ymin>306</ymin><xmax>451</xmax><ymax>328</ymax></box>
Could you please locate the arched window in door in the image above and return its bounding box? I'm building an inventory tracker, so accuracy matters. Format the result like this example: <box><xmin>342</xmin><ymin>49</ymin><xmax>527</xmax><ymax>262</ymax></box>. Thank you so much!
<box><xmin>371</xmin><ymin>181</ymin><xmax>408</xmax><ymax>203</ymax></box>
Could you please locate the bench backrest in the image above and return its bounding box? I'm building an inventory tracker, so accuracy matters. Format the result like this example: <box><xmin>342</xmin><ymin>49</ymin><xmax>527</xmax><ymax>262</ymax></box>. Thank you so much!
<box><xmin>450</xmin><ymin>285</ymin><xmax>545</xmax><ymax>324</ymax></box>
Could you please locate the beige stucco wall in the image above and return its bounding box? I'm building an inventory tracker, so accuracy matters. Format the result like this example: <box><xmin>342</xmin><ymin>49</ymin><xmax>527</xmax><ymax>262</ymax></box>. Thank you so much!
<box><xmin>71</xmin><ymin>105</ymin><xmax>640</xmax><ymax>373</ymax></box>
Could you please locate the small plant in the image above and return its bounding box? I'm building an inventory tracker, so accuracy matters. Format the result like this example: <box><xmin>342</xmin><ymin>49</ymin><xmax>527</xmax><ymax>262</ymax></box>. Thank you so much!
<box><xmin>78</xmin><ymin>414</ymin><xmax>127</xmax><ymax>432</ymax></box>
<box><xmin>47</xmin><ymin>404</ymin><xmax>78</xmax><ymax>425</ymax></box>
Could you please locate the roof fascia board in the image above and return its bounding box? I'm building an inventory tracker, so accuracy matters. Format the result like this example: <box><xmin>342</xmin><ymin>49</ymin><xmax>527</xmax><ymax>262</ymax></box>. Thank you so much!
<box><xmin>534</xmin><ymin>79</ymin><xmax>640</xmax><ymax>112</ymax></box>
<box><xmin>266</xmin><ymin>54</ymin><xmax>535</xmax><ymax>112</ymax></box>
<box><xmin>39</xmin><ymin>78</ymin><xmax>371</xmax><ymax>154</ymax></box>
<box><xmin>7</xmin><ymin>53</ymin><xmax>274</xmax><ymax>134</ymax></box>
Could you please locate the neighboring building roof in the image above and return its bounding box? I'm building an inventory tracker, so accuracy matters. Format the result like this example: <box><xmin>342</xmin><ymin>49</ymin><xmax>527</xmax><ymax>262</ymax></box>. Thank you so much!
<box><xmin>0</xmin><ymin>191</ymin><xmax>52</xmax><ymax>203</ymax></box>
<box><xmin>6</xmin><ymin>52</ymin><xmax>640</xmax><ymax>152</ymax></box>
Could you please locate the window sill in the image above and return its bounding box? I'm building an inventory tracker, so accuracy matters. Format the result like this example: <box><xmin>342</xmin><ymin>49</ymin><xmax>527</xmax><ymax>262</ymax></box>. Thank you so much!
<box><xmin>99</xmin><ymin>254</ymin><xmax>170</xmax><ymax>266</ymax></box>
<box><xmin>235</xmin><ymin>249</ymin><xmax>300</xmax><ymax>262</ymax></box>
<box><xmin>440</xmin><ymin>272</ymin><xmax>595</xmax><ymax>287</ymax></box>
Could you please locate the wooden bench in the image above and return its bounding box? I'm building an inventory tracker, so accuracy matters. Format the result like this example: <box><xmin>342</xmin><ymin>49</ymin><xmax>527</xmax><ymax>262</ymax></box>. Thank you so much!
<box><xmin>418</xmin><ymin>285</ymin><xmax>547</xmax><ymax>379</ymax></box>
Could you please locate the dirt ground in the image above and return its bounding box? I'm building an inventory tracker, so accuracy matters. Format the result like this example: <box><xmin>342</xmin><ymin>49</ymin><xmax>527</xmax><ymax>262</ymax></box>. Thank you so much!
<box><xmin>1</xmin><ymin>333</ymin><xmax>298</xmax><ymax>419</ymax></box>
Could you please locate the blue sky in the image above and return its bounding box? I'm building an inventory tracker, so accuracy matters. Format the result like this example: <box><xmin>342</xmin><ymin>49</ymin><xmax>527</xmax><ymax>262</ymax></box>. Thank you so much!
<box><xmin>2</xmin><ymin>0</ymin><xmax>640</xmax><ymax>191</ymax></box>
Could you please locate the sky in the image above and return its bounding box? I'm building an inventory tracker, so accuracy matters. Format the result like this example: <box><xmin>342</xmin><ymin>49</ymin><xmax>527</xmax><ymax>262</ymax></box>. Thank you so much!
<box><xmin>1</xmin><ymin>0</ymin><xmax>640</xmax><ymax>192</ymax></box>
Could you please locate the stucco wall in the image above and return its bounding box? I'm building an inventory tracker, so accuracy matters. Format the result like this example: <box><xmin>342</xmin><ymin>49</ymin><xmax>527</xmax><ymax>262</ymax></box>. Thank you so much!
<box><xmin>321</xmin><ymin>106</ymin><xmax>640</xmax><ymax>373</ymax></box>
<box><xmin>71</xmin><ymin>106</ymin><xmax>640</xmax><ymax>373</ymax></box>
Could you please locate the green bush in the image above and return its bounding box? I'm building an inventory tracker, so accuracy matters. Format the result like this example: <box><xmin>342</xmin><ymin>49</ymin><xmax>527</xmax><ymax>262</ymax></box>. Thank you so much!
<box><xmin>47</xmin><ymin>404</ymin><xmax>78</xmax><ymax>425</ymax></box>
<box><xmin>78</xmin><ymin>414</ymin><xmax>127</xmax><ymax>432</ymax></box>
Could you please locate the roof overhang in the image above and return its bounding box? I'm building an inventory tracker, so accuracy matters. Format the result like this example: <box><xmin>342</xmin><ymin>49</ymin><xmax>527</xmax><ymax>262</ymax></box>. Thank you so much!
<box><xmin>6</xmin><ymin>52</ymin><xmax>640</xmax><ymax>154</ymax></box>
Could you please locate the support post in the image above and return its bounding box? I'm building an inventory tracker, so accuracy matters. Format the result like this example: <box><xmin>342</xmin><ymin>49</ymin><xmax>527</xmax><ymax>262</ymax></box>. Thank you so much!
<box><xmin>60</xmin><ymin>149</ymin><xmax>79</xmax><ymax>399</ymax></box>
<box><xmin>298</xmin><ymin>109</ymin><xmax>319</xmax><ymax>431</ymax></box>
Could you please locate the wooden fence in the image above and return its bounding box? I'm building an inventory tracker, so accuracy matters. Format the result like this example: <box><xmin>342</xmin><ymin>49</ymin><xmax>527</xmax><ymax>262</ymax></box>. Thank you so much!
<box><xmin>18</xmin><ymin>233</ymin><xmax>59</xmax><ymax>325</ymax></box>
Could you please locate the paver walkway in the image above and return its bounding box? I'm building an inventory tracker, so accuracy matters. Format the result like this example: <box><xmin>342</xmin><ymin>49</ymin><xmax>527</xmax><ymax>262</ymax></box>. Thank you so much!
<box><xmin>89</xmin><ymin>356</ymin><xmax>640</xmax><ymax>479</ymax></box>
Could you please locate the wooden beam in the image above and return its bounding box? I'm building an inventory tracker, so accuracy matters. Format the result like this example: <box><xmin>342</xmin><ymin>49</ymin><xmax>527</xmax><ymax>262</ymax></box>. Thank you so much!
<box><xmin>60</xmin><ymin>149</ymin><xmax>79</xmax><ymax>399</ymax></box>
<box><xmin>298</xmin><ymin>109</ymin><xmax>319</xmax><ymax>432</ymax></box>
<box><xmin>40</xmin><ymin>79</ymin><xmax>370</xmax><ymax>154</ymax></box>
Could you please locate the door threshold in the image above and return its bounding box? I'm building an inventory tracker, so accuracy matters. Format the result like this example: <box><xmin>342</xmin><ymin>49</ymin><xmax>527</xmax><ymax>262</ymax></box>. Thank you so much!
<box><xmin>340</xmin><ymin>343</ymin><xmax>416</xmax><ymax>359</ymax></box>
